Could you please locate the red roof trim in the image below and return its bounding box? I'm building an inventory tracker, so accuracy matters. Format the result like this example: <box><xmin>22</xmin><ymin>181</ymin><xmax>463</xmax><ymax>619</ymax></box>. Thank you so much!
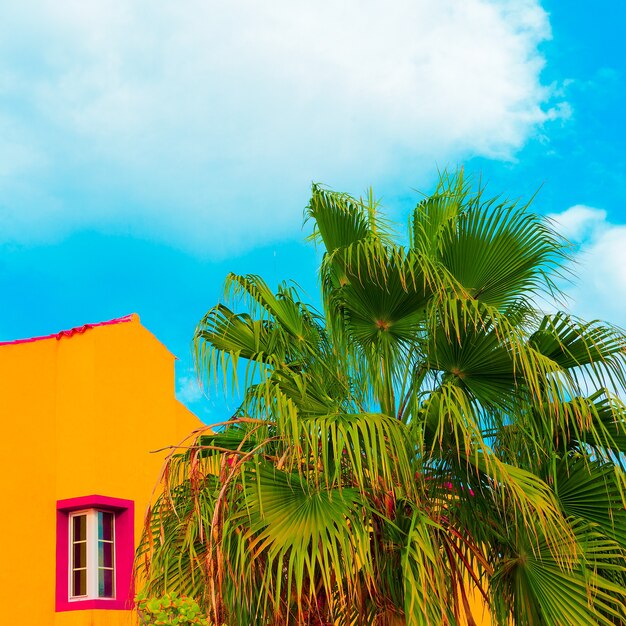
<box><xmin>0</xmin><ymin>314</ymin><xmax>137</xmax><ymax>346</ymax></box>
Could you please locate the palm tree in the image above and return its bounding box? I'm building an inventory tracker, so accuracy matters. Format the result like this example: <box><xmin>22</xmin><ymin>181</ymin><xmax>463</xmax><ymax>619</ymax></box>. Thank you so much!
<box><xmin>137</xmin><ymin>172</ymin><xmax>626</xmax><ymax>626</ymax></box>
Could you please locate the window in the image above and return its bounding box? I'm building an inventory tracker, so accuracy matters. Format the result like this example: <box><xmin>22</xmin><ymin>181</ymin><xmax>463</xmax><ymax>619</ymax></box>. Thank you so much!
<box><xmin>69</xmin><ymin>509</ymin><xmax>116</xmax><ymax>600</ymax></box>
<box><xmin>56</xmin><ymin>495</ymin><xmax>134</xmax><ymax>612</ymax></box>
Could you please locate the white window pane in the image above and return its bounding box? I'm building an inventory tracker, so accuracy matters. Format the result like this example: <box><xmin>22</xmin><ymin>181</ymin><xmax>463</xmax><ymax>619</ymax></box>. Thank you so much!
<box><xmin>72</xmin><ymin>568</ymin><xmax>87</xmax><ymax>597</ymax></box>
<box><xmin>98</xmin><ymin>511</ymin><xmax>114</xmax><ymax>542</ymax></box>
<box><xmin>72</xmin><ymin>542</ymin><xmax>86</xmax><ymax>569</ymax></box>
<box><xmin>69</xmin><ymin>509</ymin><xmax>116</xmax><ymax>601</ymax></box>
<box><xmin>98</xmin><ymin>568</ymin><xmax>114</xmax><ymax>598</ymax></box>
<box><xmin>98</xmin><ymin>540</ymin><xmax>114</xmax><ymax>568</ymax></box>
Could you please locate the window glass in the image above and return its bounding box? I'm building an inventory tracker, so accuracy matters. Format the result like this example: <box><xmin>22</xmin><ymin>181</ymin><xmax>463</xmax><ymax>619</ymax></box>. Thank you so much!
<box><xmin>69</xmin><ymin>510</ymin><xmax>116</xmax><ymax>600</ymax></box>
<box><xmin>99</xmin><ymin>540</ymin><xmax>114</xmax><ymax>568</ymax></box>
<box><xmin>72</xmin><ymin>569</ymin><xmax>87</xmax><ymax>598</ymax></box>
<box><xmin>97</xmin><ymin>511</ymin><xmax>115</xmax><ymax>598</ymax></box>
<box><xmin>73</xmin><ymin>515</ymin><xmax>86</xmax><ymax>542</ymax></box>
<box><xmin>72</xmin><ymin>542</ymin><xmax>86</xmax><ymax>568</ymax></box>
<box><xmin>70</xmin><ymin>513</ymin><xmax>88</xmax><ymax>597</ymax></box>
<box><xmin>99</xmin><ymin>511</ymin><xmax>114</xmax><ymax>542</ymax></box>
<box><xmin>99</xmin><ymin>568</ymin><xmax>114</xmax><ymax>598</ymax></box>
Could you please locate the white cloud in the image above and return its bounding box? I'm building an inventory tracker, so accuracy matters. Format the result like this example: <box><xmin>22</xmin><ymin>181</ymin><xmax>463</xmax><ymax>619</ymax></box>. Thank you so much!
<box><xmin>176</xmin><ymin>372</ymin><xmax>205</xmax><ymax>405</ymax></box>
<box><xmin>550</xmin><ymin>206</ymin><xmax>626</xmax><ymax>328</ymax></box>
<box><xmin>547</xmin><ymin>205</ymin><xmax>607</xmax><ymax>242</ymax></box>
<box><xmin>0</xmin><ymin>0</ymin><xmax>561</xmax><ymax>255</ymax></box>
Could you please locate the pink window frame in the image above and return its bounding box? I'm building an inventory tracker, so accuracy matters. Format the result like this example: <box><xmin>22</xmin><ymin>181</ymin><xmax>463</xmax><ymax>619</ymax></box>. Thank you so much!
<box><xmin>56</xmin><ymin>495</ymin><xmax>134</xmax><ymax>612</ymax></box>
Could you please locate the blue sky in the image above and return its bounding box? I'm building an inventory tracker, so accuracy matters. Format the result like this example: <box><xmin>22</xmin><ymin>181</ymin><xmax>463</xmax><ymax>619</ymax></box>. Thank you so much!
<box><xmin>0</xmin><ymin>0</ymin><xmax>624</xmax><ymax>421</ymax></box>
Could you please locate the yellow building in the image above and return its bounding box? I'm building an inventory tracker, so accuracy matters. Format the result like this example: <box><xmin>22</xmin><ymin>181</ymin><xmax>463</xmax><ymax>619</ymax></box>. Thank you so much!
<box><xmin>0</xmin><ymin>314</ymin><xmax>202</xmax><ymax>626</ymax></box>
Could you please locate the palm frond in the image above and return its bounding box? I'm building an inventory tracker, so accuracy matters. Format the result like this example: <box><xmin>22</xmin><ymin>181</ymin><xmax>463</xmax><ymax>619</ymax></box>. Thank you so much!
<box><xmin>138</xmin><ymin>171</ymin><xmax>626</xmax><ymax>626</ymax></box>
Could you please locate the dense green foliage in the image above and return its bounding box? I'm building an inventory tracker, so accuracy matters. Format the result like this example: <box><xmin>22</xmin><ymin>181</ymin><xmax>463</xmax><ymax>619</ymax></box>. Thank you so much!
<box><xmin>136</xmin><ymin>591</ymin><xmax>209</xmax><ymax>625</ymax></box>
<box><xmin>137</xmin><ymin>172</ymin><xmax>626</xmax><ymax>625</ymax></box>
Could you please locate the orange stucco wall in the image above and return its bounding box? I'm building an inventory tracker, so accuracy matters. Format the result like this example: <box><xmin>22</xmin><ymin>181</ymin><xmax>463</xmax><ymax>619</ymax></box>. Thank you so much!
<box><xmin>0</xmin><ymin>314</ymin><xmax>493</xmax><ymax>626</ymax></box>
<box><xmin>0</xmin><ymin>315</ymin><xmax>202</xmax><ymax>626</ymax></box>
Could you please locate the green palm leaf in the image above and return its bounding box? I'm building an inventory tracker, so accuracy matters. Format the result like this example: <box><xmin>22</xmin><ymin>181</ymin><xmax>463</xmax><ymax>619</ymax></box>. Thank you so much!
<box><xmin>242</xmin><ymin>463</ymin><xmax>373</xmax><ymax>622</ymax></box>
<box><xmin>139</xmin><ymin>171</ymin><xmax>626</xmax><ymax>626</ymax></box>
